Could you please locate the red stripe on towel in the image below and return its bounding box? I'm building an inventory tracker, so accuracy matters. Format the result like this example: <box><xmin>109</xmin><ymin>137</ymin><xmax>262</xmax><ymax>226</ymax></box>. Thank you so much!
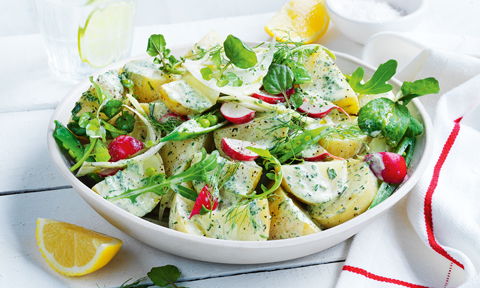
<box><xmin>342</xmin><ymin>265</ymin><xmax>429</xmax><ymax>288</ymax></box>
<box><xmin>424</xmin><ymin>117</ymin><xmax>464</xmax><ymax>269</ymax></box>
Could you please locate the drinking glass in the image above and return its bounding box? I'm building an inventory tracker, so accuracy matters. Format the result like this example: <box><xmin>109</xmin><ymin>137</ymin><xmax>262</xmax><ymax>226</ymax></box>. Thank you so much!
<box><xmin>34</xmin><ymin>0</ymin><xmax>137</xmax><ymax>82</ymax></box>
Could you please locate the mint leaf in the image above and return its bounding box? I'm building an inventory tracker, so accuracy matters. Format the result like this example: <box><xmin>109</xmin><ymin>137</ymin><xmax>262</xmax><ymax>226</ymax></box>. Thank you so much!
<box><xmin>349</xmin><ymin>60</ymin><xmax>397</xmax><ymax>95</ymax></box>
<box><xmin>147</xmin><ymin>265</ymin><xmax>181</xmax><ymax>287</ymax></box>
<box><xmin>399</xmin><ymin>77</ymin><xmax>440</xmax><ymax>105</ymax></box>
<box><xmin>262</xmin><ymin>63</ymin><xmax>294</xmax><ymax>95</ymax></box>
<box><xmin>224</xmin><ymin>35</ymin><xmax>257</xmax><ymax>69</ymax></box>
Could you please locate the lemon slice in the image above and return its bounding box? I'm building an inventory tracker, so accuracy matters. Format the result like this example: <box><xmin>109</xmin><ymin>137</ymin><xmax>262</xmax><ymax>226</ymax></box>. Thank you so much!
<box><xmin>36</xmin><ymin>218</ymin><xmax>122</xmax><ymax>276</ymax></box>
<box><xmin>78</xmin><ymin>1</ymin><xmax>136</xmax><ymax>68</ymax></box>
<box><xmin>265</xmin><ymin>0</ymin><xmax>329</xmax><ymax>44</ymax></box>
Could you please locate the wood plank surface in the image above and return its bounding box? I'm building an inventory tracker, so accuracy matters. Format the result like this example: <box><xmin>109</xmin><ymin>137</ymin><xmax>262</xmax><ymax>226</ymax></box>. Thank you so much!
<box><xmin>0</xmin><ymin>109</ymin><xmax>69</xmax><ymax>194</ymax></box>
<box><xmin>0</xmin><ymin>188</ymin><xmax>349</xmax><ymax>287</ymax></box>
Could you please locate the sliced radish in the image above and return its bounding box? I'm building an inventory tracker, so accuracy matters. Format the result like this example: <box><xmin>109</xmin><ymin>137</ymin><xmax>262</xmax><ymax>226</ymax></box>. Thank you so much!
<box><xmin>159</xmin><ymin>112</ymin><xmax>188</xmax><ymax>122</ymax></box>
<box><xmin>303</xmin><ymin>152</ymin><xmax>344</xmax><ymax>162</ymax></box>
<box><xmin>221</xmin><ymin>138</ymin><xmax>260</xmax><ymax>161</ymax></box>
<box><xmin>98</xmin><ymin>168</ymin><xmax>122</xmax><ymax>177</ymax></box>
<box><xmin>298</xmin><ymin>99</ymin><xmax>350</xmax><ymax>119</ymax></box>
<box><xmin>220</xmin><ymin>102</ymin><xmax>255</xmax><ymax>124</ymax></box>
<box><xmin>189</xmin><ymin>185</ymin><xmax>218</xmax><ymax>219</ymax></box>
<box><xmin>108</xmin><ymin>135</ymin><xmax>144</xmax><ymax>162</ymax></box>
<box><xmin>251</xmin><ymin>91</ymin><xmax>286</xmax><ymax>104</ymax></box>
<box><xmin>364</xmin><ymin>152</ymin><xmax>407</xmax><ymax>184</ymax></box>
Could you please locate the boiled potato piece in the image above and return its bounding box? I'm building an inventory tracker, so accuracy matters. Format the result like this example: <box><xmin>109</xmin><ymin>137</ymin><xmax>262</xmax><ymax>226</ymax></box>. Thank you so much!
<box><xmin>281</xmin><ymin>160</ymin><xmax>348</xmax><ymax>205</ymax></box>
<box><xmin>308</xmin><ymin>159</ymin><xmax>379</xmax><ymax>228</ymax></box>
<box><xmin>94</xmin><ymin>70</ymin><xmax>125</xmax><ymax>100</ymax></box>
<box><xmin>170</xmin><ymin>194</ymin><xmax>270</xmax><ymax>241</ymax></box>
<box><xmin>300</xmin><ymin>50</ymin><xmax>359</xmax><ymax>115</ymax></box>
<box><xmin>92</xmin><ymin>154</ymin><xmax>165</xmax><ymax>217</ymax></box>
<box><xmin>213</xmin><ymin>112</ymin><xmax>291</xmax><ymax>157</ymax></box>
<box><xmin>319</xmin><ymin>134</ymin><xmax>368</xmax><ymax>159</ymax></box>
<box><xmin>191</xmin><ymin>152</ymin><xmax>262</xmax><ymax>207</ymax></box>
<box><xmin>159</xmin><ymin>134</ymin><xmax>211</xmax><ymax>177</ymax></box>
<box><xmin>123</xmin><ymin>59</ymin><xmax>180</xmax><ymax>103</ymax></box>
<box><xmin>269</xmin><ymin>185</ymin><xmax>321</xmax><ymax>240</ymax></box>
<box><xmin>159</xmin><ymin>74</ymin><xmax>217</xmax><ymax>115</ymax></box>
<box><xmin>185</xmin><ymin>30</ymin><xmax>223</xmax><ymax>58</ymax></box>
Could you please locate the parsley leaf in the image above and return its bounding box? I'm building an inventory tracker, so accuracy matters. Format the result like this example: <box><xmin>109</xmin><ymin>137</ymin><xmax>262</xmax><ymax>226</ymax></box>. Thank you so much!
<box><xmin>349</xmin><ymin>60</ymin><xmax>397</xmax><ymax>95</ymax></box>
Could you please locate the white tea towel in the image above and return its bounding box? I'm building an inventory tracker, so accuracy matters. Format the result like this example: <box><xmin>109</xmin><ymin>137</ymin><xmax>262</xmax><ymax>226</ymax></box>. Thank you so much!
<box><xmin>336</xmin><ymin>33</ymin><xmax>480</xmax><ymax>287</ymax></box>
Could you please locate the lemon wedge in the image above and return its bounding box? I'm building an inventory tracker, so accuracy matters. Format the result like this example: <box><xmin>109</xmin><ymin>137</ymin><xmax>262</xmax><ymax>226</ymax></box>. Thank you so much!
<box><xmin>78</xmin><ymin>1</ymin><xmax>136</xmax><ymax>68</ymax></box>
<box><xmin>36</xmin><ymin>218</ymin><xmax>122</xmax><ymax>276</ymax></box>
<box><xmin>265</xmin><ymin>0</ymin><xmax>329</xmax><ymax>44</ymax></box>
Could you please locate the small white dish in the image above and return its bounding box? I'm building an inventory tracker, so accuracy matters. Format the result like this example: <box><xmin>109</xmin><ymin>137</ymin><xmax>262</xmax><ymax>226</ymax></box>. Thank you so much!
<box><xmin>325</xmin><ymin>0</ymin><xmax>427</xmax><ymax>44</ymax></box>
<box><xmin>47</xmin><ymin>43</ymin><xmax>433</xmax><ymax>264</ymax></box>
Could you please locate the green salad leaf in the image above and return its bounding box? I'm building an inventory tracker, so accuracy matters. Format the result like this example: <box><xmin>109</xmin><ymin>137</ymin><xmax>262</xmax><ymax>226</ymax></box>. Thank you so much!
<box><xmin>147</xmin><ymin>265</ymin><xmax>183</xmax><ymax>288</ymax></box>
<box><xmin>358</xmin><ymin>76</ymin><xmax>440</xmax><ymax>147</ymax></box>
<box><xmin>349</xmin><ymin>60</ymin><xmax>397</xmax><ymax>95</ymax></box>
<box><xmin>262</xmin><ymin>63</ymin><xmax>294</xmax><ymax>96</ymax></box>
<box><xmin>399</xmin><ymin>77</ymin><xmax>440</xmax><ymax>105</ymax></box>
<box><xmin>224</xmin><ymin>34</ymin><xmax>258</xmax><ymax>69</ymax></box>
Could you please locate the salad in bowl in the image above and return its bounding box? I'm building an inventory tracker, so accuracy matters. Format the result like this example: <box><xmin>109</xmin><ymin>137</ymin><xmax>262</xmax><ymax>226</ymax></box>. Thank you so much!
<box><xmin>50</xmin><ymin>30</ymin><xmax>437</xmax><ymax>257</ymax></box>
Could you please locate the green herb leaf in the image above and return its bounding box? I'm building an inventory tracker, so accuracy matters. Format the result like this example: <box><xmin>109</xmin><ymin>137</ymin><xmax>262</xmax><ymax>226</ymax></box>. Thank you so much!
<box><xmin>200</xmin><ymin>67</ymin><xmax>213</xmax><ymax>81</ymax></box>
<box><xmin>399</xmin><ymin>77</ymin><xmax>440</xmax><ymax>105</ymax></box>
<box><xmin>327</xmin><ymin>168</ymin><xmax>337</xmax><ymax>180</ymax></box>
<box><xmin>101</xmin><ymin>120</ymin><xmax>127</xmax><ymax>136</ymax></box>
<box><xmin>211</xmin><ymin>49</ymin><xmax>222</xmax><ymax>70</ymax></box>
<box><xmin>174</xmin><ymin>185</ymin><xmax>198</xmax><ymax>202</ymax></box>
<box><xmin>93</xmin><ymin>140</ymin><xmax>111</xmax><ymax>162</ymax></box>
<box><xmin>262</xmin><ymin>63</ymin><xmax>294</xmax><ymax>96</ymax></box>
<box><xmin>404</xmin><ymin>114</ymin><xmax>423</xmax><ymax>137</ymax></box>
<box><xmin>349</xmin><ymin>60</ymin><xmax>397</xmax><ymax>95</ymax></box>
<box><xmin>79</xmin><ymin>112</ymin><xmax>94</xmax><ymax>128</ymax></box>
<box><xmin>146</xmin><ymin>34</ymin><xmax>166</xmax><ymax>57</ymax></box>
<box><xmin>290</xmin><ymin>88</ymin><xmax>305</xmax><ymax>109</ymax></box>
<box><xmin>71</xmin><ymin>102</ymin><xmax>82</xmax><ymax>116</ymax></box>
<box><xmin>224</xmin><ymin>72</ymin><xmax>243</xmax><ymax>87</ymax></box>
<box><xmin>101</xmin><ymin>99</ymin><xmax>123</xmax><ymax>119</ymax></box>
<box><xmin>243</xmin><ymin>148</ymin><xmax>283</xmax><ymax>199</ymax></box>
<box><xmin>223</xmin><ymin>35</ymin><xmax>257</xmax><ymax>69</ymax></box>
<box><xmin>357</xmin><ymin>98</ymin><xmax>411</xmax><ymax>147</ymax></box>
<box><xmin>283</xmin><ymin>59</ymin><xmax>312</xmax><ymax>84</ymax></box>
<box><xmin>116</xmin><ymin>111</ymin><xmax>135</xmax><ymax>133</ymax></box>
<box><xmin>86</xmin><ymin>118</ymin><xmax>107</xmax><ymax>141</ymax></box>
<box><xmin>147</xmin><ymin>265</ymin><xmax>181</xmax><ymax>287</ymax></box>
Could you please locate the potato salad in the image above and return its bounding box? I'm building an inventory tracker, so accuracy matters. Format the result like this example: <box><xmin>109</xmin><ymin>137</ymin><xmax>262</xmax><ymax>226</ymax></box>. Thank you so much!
<box><xmin>53</xmin><ymin>31</ymin><xmax>438</xmax><ymax>241</ymax></box>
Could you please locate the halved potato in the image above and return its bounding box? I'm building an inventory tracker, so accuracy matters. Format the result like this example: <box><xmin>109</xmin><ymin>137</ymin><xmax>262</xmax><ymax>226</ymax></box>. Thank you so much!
<box><xmin>300</xmin><ymin>49</ymin><xmax>359</xmax><ymax>115</ymax></box>
<box><xmin>190</xmin><ymin>152</ymin><xmax>262</xmax><ymax>207</ymax></box>
<box><xmin>308</xmin><ymin>159</ymin><xmax>379</xmax><ymax>228</ymax></box>
<box><xmin>319</xmin><ymin>134</ymin><xmax>368</xmax><ymax>159</ymax></box>
<box><xmin>269</xmin><ymin>185</ymin><xmax>321</xmax><ymax>240</ymax></box>
<box><xmin>169</xmin><ymin>194</ymin><xmax>270</xmax><ymax>241</ymax></box>
<box><xmin>123</xmin><ymin>59</ymin><xmax>180</xmax><ymax>103</ymax></box>
<box><xmin>281</xmin><ymin>160</ymin><xmax>348</xmax><ymax>205</ymax></box>
<box><xmin>92</xmin><ymin>154</ymin><xmax>165</xmax><ymax>217</ymax></box>
<box><xmin>213</xmin><ymin>112</ymin><xmax>291</xmax><ymax>157</ymax></box>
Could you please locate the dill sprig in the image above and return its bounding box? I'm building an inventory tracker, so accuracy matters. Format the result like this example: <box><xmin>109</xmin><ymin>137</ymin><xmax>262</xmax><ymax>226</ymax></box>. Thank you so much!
<box><xmin>147</xmin><ymin>104</ymin><xmax>184</xmax><ymax>136</ymax></box>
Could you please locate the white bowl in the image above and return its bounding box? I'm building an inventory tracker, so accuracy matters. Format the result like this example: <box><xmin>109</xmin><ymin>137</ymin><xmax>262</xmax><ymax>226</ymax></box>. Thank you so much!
<box><xmin>325</xmin><ymin>0</ymin><xmax>427</xmax><ymax>44</ymax></box>
<box><xmin>47</xmin><ymin>43</ymin><xmax>433</xmax><ymax>264</ymax></box>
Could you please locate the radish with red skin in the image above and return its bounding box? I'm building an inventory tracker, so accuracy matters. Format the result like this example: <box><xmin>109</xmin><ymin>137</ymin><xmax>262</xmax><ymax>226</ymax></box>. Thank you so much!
<box><xmin>221</xmin><ymin>138</ymin><xmax>259</xmax><ymax>161</ymax></box>
<box><xmin>220</xmin><ymin>102</ymin><xmax>255</xmax><ymax>124</ymax></box>
<box><xmin>189</xmin><ymin>185</ymin><xmax>218</xmax><ymax>219</ymax></box>
<box><xmin>251</xmin><ymin>91</ymin><xmax>286</xmax><ymax>104</ymax></box>
<box><xmin>159</xmin><ymin>112</ymin><xmax>188</xmax><ymax>122</ymax></box>
<box><xmin>98</xmin><ymin>168</ymin><xmax>122</xmax><ymax>177</ymax></box>
<box><xmin>364</xmin><ymin>152</ymin><xmax>407</xmax><ymax>184</ymax></box>
<box><xmin>297</xmin><ymin>98</ymin><xmax>350</xmax><ymax>119</ymax></box>
<box><xmin>303</xmin><ymin>152</ymin><xmax>344</xmax><ymax>162</ymax></box>
<box><xmin>108</xmin><ymin>135</ymin><xmax>144</xmax><ymax>162</ymax></box>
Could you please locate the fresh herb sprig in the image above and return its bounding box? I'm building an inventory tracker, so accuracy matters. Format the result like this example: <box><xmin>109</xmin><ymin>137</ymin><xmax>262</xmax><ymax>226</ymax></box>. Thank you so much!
<box><xmin>200</xmin><ymin>35</ymin><xmax>258</xmax><ymax>87</ymax></box>
<box><xmin>105</xmin><ymin>150</ymin><xmax>217</xmax><ymax>203</ymax></box>
<box><xmin>349</xmin><ymin>60</ymin><xmax>397</xmax><ymax>95</ymax></box>
<box><xmin>119</xmin><ymin>265</ymin><xmax>187</xmax><ymax>288</ymax></box>
<box><xmin>147</xmin><ymin>34</ymin><xmax>184</xmax><ymax>75</ymax></box>
<box><xmin>358</xmin><ymin>77</ymin><xmax>439</xmax><ymax>147</ymax></box>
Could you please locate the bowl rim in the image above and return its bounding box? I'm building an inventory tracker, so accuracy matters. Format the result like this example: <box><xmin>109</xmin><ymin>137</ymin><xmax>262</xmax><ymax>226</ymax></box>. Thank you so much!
<box><xmin>47</xmin><ymin>43</ymin><xmax>433</xmax><ymax>260</ymax></box>
<box><xmin>325</xmin><ymin>0</ymin><xmax>428</xmax><ymax>25</ymax></box>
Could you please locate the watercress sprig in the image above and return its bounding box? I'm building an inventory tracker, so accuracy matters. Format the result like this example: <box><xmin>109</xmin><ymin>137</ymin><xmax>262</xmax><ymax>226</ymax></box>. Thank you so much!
<box><xmin>358</xmin><ymin>77</ymin><xmax>439</xmax><ymax>147</ymax></box>
<box><xmin>147</xmin><ymin>34</ymin><xmax>184</xmax><ymax>75</ymax></box>
<box><xmin>200</xmin><ymin>34</ymin><xmax>257</xmax><ymax>87</ymax></box>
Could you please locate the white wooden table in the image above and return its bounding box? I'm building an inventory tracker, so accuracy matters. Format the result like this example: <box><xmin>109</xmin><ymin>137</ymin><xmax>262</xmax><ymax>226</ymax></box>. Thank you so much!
<box><xmin>0</xmin><ymin>11</ymin><xmax>366</xmax><ymax>288</ymax></box>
